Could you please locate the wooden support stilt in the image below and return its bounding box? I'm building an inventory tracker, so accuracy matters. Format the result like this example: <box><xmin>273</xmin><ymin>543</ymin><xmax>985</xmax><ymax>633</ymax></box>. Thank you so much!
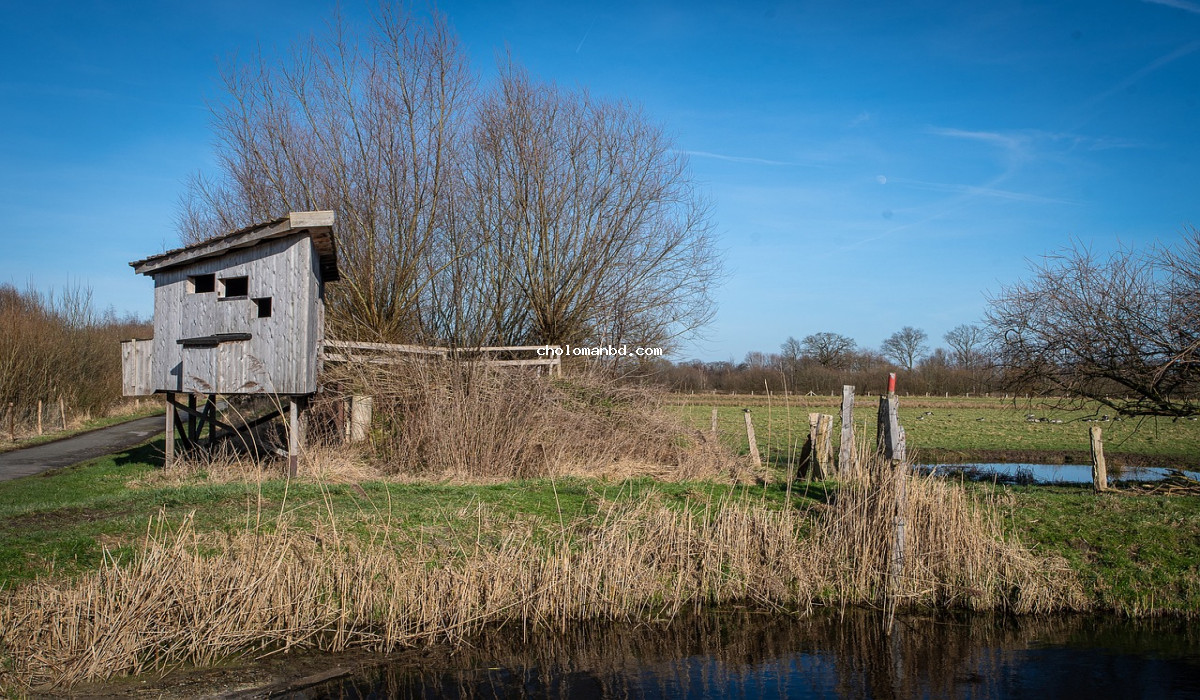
<box><xmin>164</xmin><ymin>393</ymin><xmax>175</xmax><ymax>468</ymax></box>
<box><xmin>288</xmin><ymin>398</ymin><xmax>300</xmax><ymax>478</ymax></box>
<box><xmin>187</xmin><ymin>394</ymin><xmax>197</xmax><ymax>446</ymax></box>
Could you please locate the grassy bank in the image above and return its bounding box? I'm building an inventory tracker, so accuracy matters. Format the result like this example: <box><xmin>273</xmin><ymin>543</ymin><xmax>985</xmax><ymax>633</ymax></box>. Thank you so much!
<box><xmin>0</xmin><ymin>437</ymin><xmax>1197</xmax><ymax>691</ymax></box>
<box><xmin>673</xmin><ymin>396</ymin><xmax>1200</xmax><ymax>468</ymax></box>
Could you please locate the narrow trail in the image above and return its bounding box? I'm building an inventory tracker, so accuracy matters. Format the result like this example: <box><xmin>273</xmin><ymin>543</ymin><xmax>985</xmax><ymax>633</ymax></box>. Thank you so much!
<box><xmin>0</xmin><ymin>416</ymin><xmax>163</xmax><ymax>481</ymax></box>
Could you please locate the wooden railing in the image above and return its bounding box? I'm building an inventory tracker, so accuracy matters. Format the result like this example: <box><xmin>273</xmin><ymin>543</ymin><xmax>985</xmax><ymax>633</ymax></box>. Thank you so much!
<box><xmin>322</xmin><ymin>340</ymin><xmax>563</xmax><ymax>375</ymax></box>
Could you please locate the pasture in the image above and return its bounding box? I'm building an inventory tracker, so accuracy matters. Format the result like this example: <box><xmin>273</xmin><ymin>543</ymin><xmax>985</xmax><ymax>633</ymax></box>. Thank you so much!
<box><xmin>672</xmin><ymin>394</ymin><xmax>1200</xmax><ymax>468</ymax></box>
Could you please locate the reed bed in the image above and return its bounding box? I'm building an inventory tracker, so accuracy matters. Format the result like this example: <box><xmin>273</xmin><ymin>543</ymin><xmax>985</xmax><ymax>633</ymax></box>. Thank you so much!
<box><xmin>319</xmin><ymin>359</ymin><xmax>746</xmax><ymax>481</ymax></box>
<box><xmin>0</xmin><ymin>459</ymin><xmax>1081</xmax><ymax>691</ymax></box>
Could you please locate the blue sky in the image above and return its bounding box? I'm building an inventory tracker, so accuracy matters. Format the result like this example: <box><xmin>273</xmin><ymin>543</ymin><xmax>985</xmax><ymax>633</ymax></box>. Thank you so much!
<box><xmin>2</xmin><ymin>0</ymin><xmax>1198</xmax><ymax>362</ymax></box>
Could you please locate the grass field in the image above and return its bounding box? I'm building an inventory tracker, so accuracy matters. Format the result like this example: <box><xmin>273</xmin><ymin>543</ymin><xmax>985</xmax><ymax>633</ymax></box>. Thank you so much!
<box><xmin>672</xmin><ymin>394</ymin><xmax>1200</xmax><ymax>468</ymax></box>
<box><xmin>0</xmin><ymin>436</ymin><xmax>1196</xmax><ymax>617</ymax></box>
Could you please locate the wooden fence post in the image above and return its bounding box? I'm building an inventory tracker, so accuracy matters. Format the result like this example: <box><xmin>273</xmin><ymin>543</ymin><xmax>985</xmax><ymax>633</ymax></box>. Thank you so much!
<box><xmin>59</xmin><ymin>395</ymin><xmax>66</xmax><ymax>430</ymax></box>
<box><xmin>711</xmin><ymin>407</ymin><xmax>718</xmax><ymax>436</ymax></box>
<box><xmin>839</xmin><ymin>385</ymin><xmax>855</xmax><ymax>475</ymax></box>
<box><xmin>1090</xmin><ymin>426</ymin><xmax>1108</xmax><ymax>492</ymax></box>
<box><xmin>811</xmin><ymin>413</ymin><xmax>830</xmax><ymax>480</ymax></box>
<box><xmin>37</xmin><ymin>400</ymin><xmax>43</xmax><ymax>436</ymax></box>
<box><xmin>743</xmin><ymin>409</ymin><xmax>761</xmax><ymax>467</ymax></box>
<box><xmin>7</xmin><ymin>402</ymin><xmax>13</xmax><ymax>442</ymax></box>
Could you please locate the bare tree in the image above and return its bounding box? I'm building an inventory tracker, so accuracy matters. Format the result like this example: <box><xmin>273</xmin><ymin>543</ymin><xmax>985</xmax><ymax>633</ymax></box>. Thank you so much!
<box><xmin>178</xmin><ymin>11</ymin><xmax>720</xmax><ymax>350</ymax></box>
<box><xmin>462</xmin><ymin>62</ymin><xmax>719</xmax><ymax>349</ymax></box>
<box><xmin>944</xmin><ymin>324</ymin><xmax>985</xmax><ymax>369</ymax></box>
<box><xmin>986</xmin><ymin>232</ymin><xmax>1200</xmax><ymax>417</ymax></box>
<box><xmin>801</xmin><ymin>332</ymin><xmax>856</xmax><ymax>368</ymax></box>
<box><xmin>881</xmin><ymin>326</ymin><xmax>928</xmax><ymax>371</ymax></box>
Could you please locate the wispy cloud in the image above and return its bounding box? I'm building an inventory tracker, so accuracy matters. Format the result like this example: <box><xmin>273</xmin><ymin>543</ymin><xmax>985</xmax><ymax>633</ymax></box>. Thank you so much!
<box><xmin>679</xmin><ymin>150</ymin><xmax>795</xmax><ymax>166</ymax></box>
<box><xmin>926</xmin><ymin>127</ymin><xmax>1026</xmax><ymax>151</ymax></box>
<box><xmin>889</xmin><ymin>177</ymin><xmax>1078</xmax><ymax>205</ymax></box>
<box><xmin>1142</xmin><ymin>0</ymin><xmax>1200</xmax><ymax>15</ymax></box>
<box><xmin>1086</xmin><ymin>40</ymin><xmax>1200</xmax><ymax>109</ymax></box>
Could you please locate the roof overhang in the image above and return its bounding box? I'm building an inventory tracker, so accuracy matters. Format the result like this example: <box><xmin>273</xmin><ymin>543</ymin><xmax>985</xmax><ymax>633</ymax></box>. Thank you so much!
<box><xmin>130</xmin><ymin>211</ymin><xmax>339</xmax><ymax>282</ymax></box>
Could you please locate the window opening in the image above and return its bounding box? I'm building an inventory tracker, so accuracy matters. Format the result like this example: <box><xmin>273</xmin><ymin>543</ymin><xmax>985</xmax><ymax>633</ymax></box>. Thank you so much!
<box><xmin>221</xmin><ymin>276</ymin><xmax>249</xmax><ymax>298</ymax></box>
<box><xmin>188</xmin><ymin>274</ymin><xmax>215</xmax><ymax>294</ymax></box>
<box><xmin>254</xmin><ymin>297</ymin><xmax>273</xmax><ymax>318</ymax></box>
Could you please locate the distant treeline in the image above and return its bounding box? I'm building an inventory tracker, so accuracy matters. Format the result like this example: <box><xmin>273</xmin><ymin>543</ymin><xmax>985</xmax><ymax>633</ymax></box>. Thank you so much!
<box><xmin>0</xmin><ymin>284</ymin><xmax>150</xmax><ymax>429</ymax></box>
<box><xmin>640</xmin><ymin>327</ymin><xmax>997</xmax><ymax>395</ymax></box>
<box><xmin>646</xmin><ymin>353</ymin><xmax>995</xmax><ymax>396</ymax></box>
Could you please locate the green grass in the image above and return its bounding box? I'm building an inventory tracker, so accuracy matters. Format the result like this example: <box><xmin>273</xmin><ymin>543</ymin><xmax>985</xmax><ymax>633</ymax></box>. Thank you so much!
<box><xmin>1</xmin><ymin>430</ymin><xmax>1196</xmax><ymax>616</ymax></box>
<box><xmin>676</xmin><ymin>398</ymin><xmax>1200</xmax><ymax>467</ymax></box>
<box><xmin>992</xmin><ymin>483</ymin><xmax>1200</xmax><ymax>615</ymax></box>
<box><xmin>0</xmin><ymin>440</ymin><xmax>832</xmax><ymax>587</ymax></box>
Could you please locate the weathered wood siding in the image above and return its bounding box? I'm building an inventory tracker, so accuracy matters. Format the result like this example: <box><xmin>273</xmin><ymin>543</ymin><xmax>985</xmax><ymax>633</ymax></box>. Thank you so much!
<box><xmin>149</xmin><ymin>234</ymin><xmax>322</xmax><ymax>395</ymax></box>
<box><xmin>120</xmin><ymin>339</ymin><xmax>154</xmax><ymax>396</ymax></box>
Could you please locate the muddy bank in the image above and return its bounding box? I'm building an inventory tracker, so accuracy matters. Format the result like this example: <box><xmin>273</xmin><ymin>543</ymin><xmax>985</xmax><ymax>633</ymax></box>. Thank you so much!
<box><xmin>915</xmin><ymin>447</ymin><xmax>1200</xmax><ymax>470</ymax></box>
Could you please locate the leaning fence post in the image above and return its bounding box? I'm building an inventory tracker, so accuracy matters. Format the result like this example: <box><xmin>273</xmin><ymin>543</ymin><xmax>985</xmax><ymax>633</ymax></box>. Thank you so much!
<box><xmin>1090</xmin><ymin>426</ymin><xmax>1108</xmax><ymax>492</ymax></box>
<box><xmin>814</xmin><ymin>413</ymin><xmax>834</xmax><ymax>478</ymax></box>
<box><xmin>839</xmin><ymin>385</ymin><xmax>855</xmax><ymax>475</ymax></box>
<box><xmin>743</xmin><ymin>409</ymin><xmax>761</xmax><ymax>467</ymax></box>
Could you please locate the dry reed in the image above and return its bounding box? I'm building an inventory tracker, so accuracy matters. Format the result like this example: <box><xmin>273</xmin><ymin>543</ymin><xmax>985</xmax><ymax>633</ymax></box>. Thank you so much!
<box><xmin>0</xmin><ymin>283</ymin><xmax>149</xmax><ymax>432</ymax></box>
<box><xmin>319</xmin><ymin>358</ymin><xmax>747</xmax><ymax>481</ymax></box>
<box><xmin>0</xmin><ymin>461</ymin><xmax>1081</xmax><ymax>691</ymax></box>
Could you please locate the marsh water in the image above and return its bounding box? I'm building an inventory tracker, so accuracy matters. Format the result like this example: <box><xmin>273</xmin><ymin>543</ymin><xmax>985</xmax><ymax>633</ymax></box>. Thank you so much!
<box><xmin>926</xmin><ymin>462</ymin><xmax>1200</xmax><ymax>485</ymax></box>
<box><xmin>290</xmin><ymin>610</ymin><xmax>1200</xmax><ymax>699</ymax></box>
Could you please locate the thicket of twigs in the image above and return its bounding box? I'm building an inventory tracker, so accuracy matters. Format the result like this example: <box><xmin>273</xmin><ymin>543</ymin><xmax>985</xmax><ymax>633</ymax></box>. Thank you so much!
<box><xmin>0</xmin><ymin>456</ymin><xmax>1082</xmax><ymax>691</ymax></box>
<box><xmin>315</xmin><ymin>359</ymin><xmax>743</xmax><ymax>481</ymax></box>
<box><xmin>0</xmin><ymin>284</ymin><xmax>149</xmax><ymax>430</ymax></box>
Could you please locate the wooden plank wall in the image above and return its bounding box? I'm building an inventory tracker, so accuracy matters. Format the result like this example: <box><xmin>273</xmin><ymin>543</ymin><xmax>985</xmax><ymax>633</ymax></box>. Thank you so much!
<box><xmin>120</xmin><ymin>339</ymin><xmax>155</xmax><ymax>396</ymax></box>
<box><xmin>149</xmin><ymin>234</ymin><xmax>323</xmax><ymax>395</ymax></box>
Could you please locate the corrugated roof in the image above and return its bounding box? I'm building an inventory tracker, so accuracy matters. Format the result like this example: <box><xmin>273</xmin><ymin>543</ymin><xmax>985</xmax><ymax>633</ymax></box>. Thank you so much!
<box><xmin>129</xmin><ymin>211</ymin><xmax>339</xmax><ymax>282</ymax></box>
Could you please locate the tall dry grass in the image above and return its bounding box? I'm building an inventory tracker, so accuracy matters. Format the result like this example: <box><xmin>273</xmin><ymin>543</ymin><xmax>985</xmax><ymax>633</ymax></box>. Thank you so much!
<box><xmin>0</xmin><ymin>460</ymin><xmax>1081</xmax><ymax>691</ymax></box>
<box><xmin>319</xmin><ymin>358</ymin><xmax>745</xmax><ymax>481</ymax></box>
<box><xmin>0</xmin><ymin>283</ymin><xmax>149</xmax><ymax>430</ymax></box>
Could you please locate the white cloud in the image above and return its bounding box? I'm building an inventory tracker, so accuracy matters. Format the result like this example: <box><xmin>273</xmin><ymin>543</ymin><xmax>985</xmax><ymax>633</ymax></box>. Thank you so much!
<box><xmin>1142</xmin><ymin>0</ymin><xmax>1200</xmax><ymax>15</ymax></box>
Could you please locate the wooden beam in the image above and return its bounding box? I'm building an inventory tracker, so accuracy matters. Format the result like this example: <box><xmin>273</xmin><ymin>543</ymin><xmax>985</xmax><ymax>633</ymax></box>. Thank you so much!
<box><xmin>164</xmin><ymin>393</ymin><xmax>175</xmax><ymax>467</ymax></box>
<box><xmin>288</xmin><ymin>398</ymin><xmax>300</xmax><ymax>478</ymax></box>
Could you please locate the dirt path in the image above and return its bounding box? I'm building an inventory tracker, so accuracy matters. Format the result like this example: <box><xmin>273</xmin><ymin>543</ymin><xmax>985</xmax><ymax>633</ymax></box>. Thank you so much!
<box><xmin>0</xmin><ymin>416</ymin><xmax>163</xmax><ymax>482</ymax></box>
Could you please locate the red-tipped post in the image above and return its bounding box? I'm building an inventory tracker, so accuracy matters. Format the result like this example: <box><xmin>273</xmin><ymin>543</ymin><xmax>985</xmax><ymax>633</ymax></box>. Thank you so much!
<box><xmin>887</xmin><ymin>372</ymin><xmax>896</xmax><ymax>394</ymax></box>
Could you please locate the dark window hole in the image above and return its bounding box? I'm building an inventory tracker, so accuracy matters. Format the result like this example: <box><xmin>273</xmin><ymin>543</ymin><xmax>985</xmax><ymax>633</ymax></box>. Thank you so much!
<box><xmin>254</xmin><ymin>297</ymin><xmax>272</xmax><ymax>318</ymax></box>
<box><xmin>221</xmin><ymin>276</ymin><xmax>249</xmax><ymax>298</ymax></box>
<box><xmin>188</xmin><ymin>274</ymin><xmax>215</xmax><ymax>294</ymax></box>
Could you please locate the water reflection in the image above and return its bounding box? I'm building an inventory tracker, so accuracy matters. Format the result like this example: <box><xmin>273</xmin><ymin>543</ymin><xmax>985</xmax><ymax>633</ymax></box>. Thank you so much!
<box><xmin>926</xmin><ymin>463</ymin><xmax>1200</xmax><ymax>485</ymax></box>
<box><xmin>293</xmin><ymin>610</ymin><xmax>1200</xmax><ymax>699</ymax></box>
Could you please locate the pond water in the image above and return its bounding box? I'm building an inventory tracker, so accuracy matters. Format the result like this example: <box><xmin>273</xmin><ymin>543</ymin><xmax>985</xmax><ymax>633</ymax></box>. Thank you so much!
<box><xmin>924</xmin><ymin>463</ymin><xmax>1200</xmax><ymax>485</ymax></box>
<box><xmin>290</xmin><ymin>610</ymin><xmax>1200</xmax><ymax>699</ymax></box>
